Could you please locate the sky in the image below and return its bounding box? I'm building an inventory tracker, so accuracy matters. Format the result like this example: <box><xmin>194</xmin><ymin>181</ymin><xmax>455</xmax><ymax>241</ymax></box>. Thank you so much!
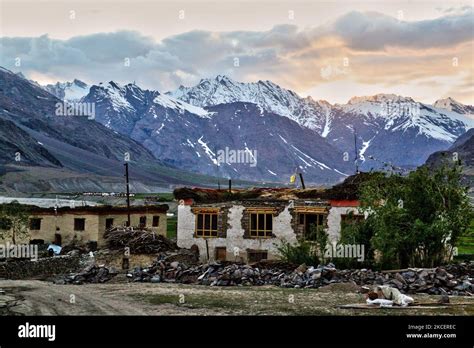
<box><xmin>0</xmin><ymin>0</ymin><xmax>473</xmax><ymax>104</ymax></box>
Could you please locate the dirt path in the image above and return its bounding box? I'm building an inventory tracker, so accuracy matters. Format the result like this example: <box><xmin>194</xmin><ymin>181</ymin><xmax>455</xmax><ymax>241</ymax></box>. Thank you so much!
<box><xmin>0</xmin><ymin>280</ymin><xmax>222</xmax><ymax>315</ymax></box>
<box><xmin>1</xmin><ymin>279</ymin><xmax>473</xmax><ymax>316</ymax></box>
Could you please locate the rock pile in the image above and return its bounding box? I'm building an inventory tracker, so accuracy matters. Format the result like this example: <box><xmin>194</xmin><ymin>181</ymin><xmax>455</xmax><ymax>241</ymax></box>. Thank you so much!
<box><xmin>127</xmin><ymin>260</ymin><xmax>473</xmax><ymax>295</ymax></box>
<box><xmin>55</xmin><ymin>264</ymin><xmax>118</xmax><ymax>285</ymax></box>
<box><xmin>0</xmin><ymin>289</ymin><xmax>23</xmax><ymax>315</ymax></box>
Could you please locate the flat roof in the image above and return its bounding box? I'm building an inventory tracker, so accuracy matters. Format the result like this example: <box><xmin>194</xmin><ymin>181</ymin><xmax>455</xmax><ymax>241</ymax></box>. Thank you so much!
<box><xmin>174</xmin><ymin>172</ymin><xmax>376</xmax><ymax>203</ymax></box>
<box><xmin>4</xmin><ymin>204</ymin><xmax>169</xmax><ymax>215</ymax></box>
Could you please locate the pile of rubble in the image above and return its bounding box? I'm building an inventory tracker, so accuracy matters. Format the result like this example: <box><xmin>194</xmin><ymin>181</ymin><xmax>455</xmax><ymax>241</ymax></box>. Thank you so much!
<box><xmin>127</xmin><ymin>260</ymin><xmax>473</xmax><ymax>295</ymax></box>
<box><xmin>54</xmin><ymin>264</ymin><xmax>118</xmax><ymax>285</ymax></box>
<box><xmin>0</xmin><ymin>288</ymin><xmax>23</xmax><ymax>315</ymax></box>
<box><xmin>104</xmin><ymin>227</ymin><xmax>178</xmax><ymax>254</ymax></box>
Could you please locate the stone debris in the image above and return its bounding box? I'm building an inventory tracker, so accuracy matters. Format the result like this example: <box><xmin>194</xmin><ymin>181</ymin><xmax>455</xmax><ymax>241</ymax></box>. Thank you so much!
<box><xmin>55</xmin><ymin>264</ymin><xmax>119</xmax><ymax>285</ymax></box>
<box><xmin>104</xmin><ymin>227</ymin><xmax>178</xmax><ymax>254</ymax></box>
<box><xmin>127</xmin><ymin>260</ymin><xmax>473</xmax><ymax>296</ymax></box>
<box><xmin>0</xmin><ymin>288</ymin><xmax>23</xmax><ymax>315</ymax></box>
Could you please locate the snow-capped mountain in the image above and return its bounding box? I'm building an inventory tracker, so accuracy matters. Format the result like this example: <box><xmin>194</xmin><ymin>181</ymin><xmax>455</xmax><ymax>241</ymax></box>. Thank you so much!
<box><xmin>81</xmin><ymin>81</ymin><xmax>352</xmax><ymax>183</ymax></box>
<box><xmin>32</xmin><ymin>74</ymin><xmax>474</xmax><ymax>182</ymax></box>
<box><xmin>0</xmin><ymin>67</ymin><xmax>191</xmax><ymax>192</ymax></box>
<box><xmin>327</xmin><ymin>94</ymin><xmax>474</xmax><ymax>170</ymax></box>
<box><xmin>434</xmin><ymin>97</ymin><xmax>474</xmax><ymax>116</ymax></box>
<box><xmin>168</xmin><ymin>75</ymin><xmax>332</xmax><ymax>134</ymax></box>
<box><xmin>43</xmin><ymin>79</ymin><xmax>90</xmax><ymax>102</ymax></box>
<box><xmin>82</xmin><ymin>81</ymin><xmax>212</xmax><ymax>135</ymax></box>
<box><xmin>170</xmin><ymin>77</ymin><xmax>473</xmax><ymax>171</ymax></box>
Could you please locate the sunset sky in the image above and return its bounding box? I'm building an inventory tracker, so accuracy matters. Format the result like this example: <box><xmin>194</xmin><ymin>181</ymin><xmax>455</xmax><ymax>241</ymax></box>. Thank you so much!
<box><xmin>0</xmin><ymin>0</ymin><xmax>473</xmax><ymax>104</ymax></box>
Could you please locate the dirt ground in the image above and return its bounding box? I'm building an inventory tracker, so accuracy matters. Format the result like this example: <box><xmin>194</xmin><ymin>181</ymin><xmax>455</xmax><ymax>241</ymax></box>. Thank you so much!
<box><xmin>1</xmin><ymin>278</ymin><xmax>473</xmax><ymax>316</ymax></box>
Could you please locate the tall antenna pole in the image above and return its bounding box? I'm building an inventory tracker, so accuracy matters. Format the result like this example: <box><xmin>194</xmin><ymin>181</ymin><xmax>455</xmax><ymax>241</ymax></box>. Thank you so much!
<box><xmin>299</xmin><ymin>173</ymin><xmax>306</xmax><ymax>189</ymax></box>
<box><xmin>213</xmin><ymin>145</ymin><xmax>221</xmax><ymax>190</ymax></box>
<box><xmin>354</xmin><ymin>128</ymin><xmax>359</xmax><ymax>174</ymax></box>
<box><xmin>124</xmin><ymin>162</ymin><xmax>131</xmax><ymax>227</ymax></box>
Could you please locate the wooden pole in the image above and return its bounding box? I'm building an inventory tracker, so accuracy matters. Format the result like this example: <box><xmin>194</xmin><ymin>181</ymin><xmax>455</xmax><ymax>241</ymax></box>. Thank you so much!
<box><xmin>124</xmin><ymin>162</ymin><xmax>131</xmax><ymax>227</ymax></box>
<box><xmin>354</xmin><ymin>129</ymin><xmax>359</xmax><ymax>174</ymax></box>
<box><xmin>299</xmin><ymin>173</ymin><xmax>306</xmax><ymax>189</ymax></box>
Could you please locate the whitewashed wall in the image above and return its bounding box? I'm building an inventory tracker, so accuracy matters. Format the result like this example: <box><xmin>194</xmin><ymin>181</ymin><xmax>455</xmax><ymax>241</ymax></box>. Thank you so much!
<box><xmin>326</xmin><ymin>207</ymin><xmax>361</xmax><ymax>242</ymax></box>
<box><xmin>177</xmin><ymin>203</ymin><xmax>358</xmax><ymax>262</ymax></box>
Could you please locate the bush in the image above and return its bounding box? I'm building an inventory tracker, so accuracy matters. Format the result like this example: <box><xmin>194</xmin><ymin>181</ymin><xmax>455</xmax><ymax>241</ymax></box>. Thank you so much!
<box><xmin>276</xmin><ymin>239</ymin><xmax>319</xmax><ymax>266</ymax></box>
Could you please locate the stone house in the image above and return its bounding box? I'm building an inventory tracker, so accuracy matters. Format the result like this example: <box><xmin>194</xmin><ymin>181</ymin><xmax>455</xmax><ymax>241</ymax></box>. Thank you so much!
<box><xmin>0</xmin><ymin>205</ymin><xmax>168</xmax><ymax>247</ymax></box>
<box><xmin>175</xmin><ymin>174</ymin><xmax>369</xmax><ymax>263</ymax></box>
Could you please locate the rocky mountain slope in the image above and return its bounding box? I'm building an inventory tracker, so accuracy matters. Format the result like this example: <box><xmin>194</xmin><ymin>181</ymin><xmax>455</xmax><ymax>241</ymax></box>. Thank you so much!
<box><xmin>0</xmin><ymin>67</ymin><xmax>226</xmax><ymax>193</ymax></box>
<box><xmin>170</xmin><ymin>76</ymin><xmax>473</xmax><ymax>171</ymax></box>
<box><xmin>82</xmin><ymin>81</ymin><xmax>352</xmax><ymax>183</ymax></box>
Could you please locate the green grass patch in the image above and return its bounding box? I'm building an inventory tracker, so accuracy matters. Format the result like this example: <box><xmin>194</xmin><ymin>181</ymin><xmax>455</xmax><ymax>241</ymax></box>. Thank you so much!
<box><xmin>132</xmin><ymin>192</ymin><xmax>175</xmax><ymax>201</ymax></box>
<box><xmin>167</xmin><ymin>216</ymin><xmax>177</xmax><ymax>239</ymax></box>
<box><xmin>456</xmin><ymin>219</ymin><xmax>474</xmax><ymax>255</ymax></box>
<box><xmin>131</xmin><ymin>293</ymin><xmax>244</xmax><ymax>311</ymax></box>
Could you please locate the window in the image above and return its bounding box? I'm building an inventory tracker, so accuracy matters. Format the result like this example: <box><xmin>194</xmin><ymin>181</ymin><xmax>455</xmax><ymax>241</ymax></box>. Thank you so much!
<box><xmin>298</xmin><ymin>213</ymin><xmax>326</xmax><ymax>240</ymax></box>
<box><xmin>249</xmin><ymin>213</ymin><xmax>273</xmax><ymax>238</ymax></box>
<box><xmin>341</xmin><ymin>213</ymin><xmax>364</xmax><ymax>228</ymax></box>
<box><xmin>54</xmin><ymin>233</ymin><xmax>62</xmax><ymax>246</ymax></box>
<box><xmin>139</xmin><ymin>216</ymin><xmax>147</xmax><ymax>228</ymax></box>
<box><xmin>215</xmin><ymin>247</ymin><xmax>226</xmax><ymax>261</ymax></box>
<box><xmin>105</xmin><ymin>218</ymin><xmax>114</xmax><ymax>229</ymax></box>
<box><xmin>248</xmin><ymin>250</ymin><xmax>268</xmax><ymax>263</ymax></box>
<box><xmin>152</xmin><ymin>216</ymin><xmax>160</xmax><ymax>227</ymax></box>
<box><xmin>29</xmin><ymin>218</ymin><xmax>41</xmax><ymax>230</ymax></box>
<box><xmin>195</xmin><ymin>212</ymin><xmax>218</xmax><ymax>237</ymax></box>
<box><xmin>74</xmin><ymin>218</ymin><xmax>85</xmax><ymax>231</ymax></box>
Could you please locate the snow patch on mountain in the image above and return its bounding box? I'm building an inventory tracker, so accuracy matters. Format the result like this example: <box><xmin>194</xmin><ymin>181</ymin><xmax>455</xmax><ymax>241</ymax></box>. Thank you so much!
<box><xmin>197</xmin><ymin>136</ymin><xmax>218</xmax><ymax>165</ymax></box>
<box><xmin>168</xmin><ymin>75</ymin><xmax>331</xmax><ymax>131</ymax></box>
<box><xmin>339</xmin><ymin>94</ymin><xmax>474</xmax><ymax>142</ymax></box>
<box><xmin>153</xmin><ymin>94</ymin><xmax>211</xmax><ymax>118</ymax></box>
<box><xmin>359</xmin><ymin>137</ymin><xmax>374</xmax><ymax>162</ymax></box>
<box><xmin>43</xmin><ymin>79</ymin><xmax>90</xmax><ymax>102</ymax></box>
<box><xmin>434</xmin><ymin>97</ymin><xmax>474</xmax><ymax>117</ymax></box>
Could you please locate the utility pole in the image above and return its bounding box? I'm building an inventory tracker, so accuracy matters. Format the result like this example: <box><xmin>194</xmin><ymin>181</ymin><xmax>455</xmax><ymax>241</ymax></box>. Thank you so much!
<box><xmin>124</xmin><ymin>162</ymin><xmax>131</xmax><ymax>227</ymax></box>
<box><xmin>354</xmin><ymin>128</ymin><xmax>359</xmax><ymax>174</ymax></box>
<box><xmin>299</xmin><ymin>173</ymin><xmax>306</xmax><ymax>189</ymax></box>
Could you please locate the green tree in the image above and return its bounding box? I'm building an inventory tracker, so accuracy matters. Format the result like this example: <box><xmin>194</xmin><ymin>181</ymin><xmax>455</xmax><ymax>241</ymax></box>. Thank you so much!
<box><xmin>339</xmin><ymin>212</ymin><xmax>376</xmax><ymax>264</ymax></box>
<box><xmin>308</xmin><ymin>224</ymin><xmax>329</xmax><ymax>264</ymax></box>
<box><xmin>359</xmin><ymin>165</ymin><xmax>473</xmax><ymax>268</ymax></box>
<box><xmin>0</xmin><ymin>201</ymin><xmax>31</xmax><ymax>244</ymax></box>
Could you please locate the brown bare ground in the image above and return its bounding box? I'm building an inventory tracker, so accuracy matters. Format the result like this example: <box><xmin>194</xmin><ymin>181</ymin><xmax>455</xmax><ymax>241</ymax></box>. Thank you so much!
<box><xmin>1</xmin><ymin>279</ymin><xmax>473</xmax><ymax>316</ymax></box>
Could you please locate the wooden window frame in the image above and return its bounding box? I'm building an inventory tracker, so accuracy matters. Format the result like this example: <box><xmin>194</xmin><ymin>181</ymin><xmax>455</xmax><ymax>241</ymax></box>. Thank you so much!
<box><xmin>74</xmin><ymin>218</ymin><xmax>86</xmax><ymax>231</ymax></box>
<box><xmin>249</xmin><ymin>212</ymin><xmax>273</xmax><ymax>238</ymax></box>
<box><xmin>29</xmin><ymin>218</ymin><xmax>42</xmax><ymax>230</ymax></box>
<box><xmin>139</xmin><ymin>216</ymin><xmax>147</xmax><ymax>228</ymax></box>
<box><xmin>105</xmin><ymin>218</ymin><xmax>114</xmax><ymax>229</ymax></box>
<box><xmin>215</xmin><ymin>247</ymin><xmax>227</xmax><ymax>261</ymax></box>
<box><xmin>152</xmin><ymin>215</ymin><xmax>160</xmax><ymax>227</ymax></box>
<box><xmin>195</xmin><ymin>211</ymin><xmax>219</xmax><ymax>238</ymax></box>
<box><xmin>297</xmin><ymin>212</ymin><xmax>327</xmax><ymax>240</ymax></box>
<box><xmin>340</xmin><ymin>213</ymin><xmax>364</xmax><ymax>228</ymax></box>
<box><xmin>248</xmin><ymin>250</ymin><xmax>268</xmax><ymax>263</ymax></box>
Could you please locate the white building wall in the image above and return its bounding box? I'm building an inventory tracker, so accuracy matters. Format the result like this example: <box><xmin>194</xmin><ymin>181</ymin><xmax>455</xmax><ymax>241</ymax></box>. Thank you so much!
<box><xmin>177</xmin><ymin>203</ymin><xmax>359</xmax><ymax>262</ymax></box>
<box><xmin>326</xmin><ymin>206</ymin><xmax>361</xmax><ymax>242</ymax></box>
